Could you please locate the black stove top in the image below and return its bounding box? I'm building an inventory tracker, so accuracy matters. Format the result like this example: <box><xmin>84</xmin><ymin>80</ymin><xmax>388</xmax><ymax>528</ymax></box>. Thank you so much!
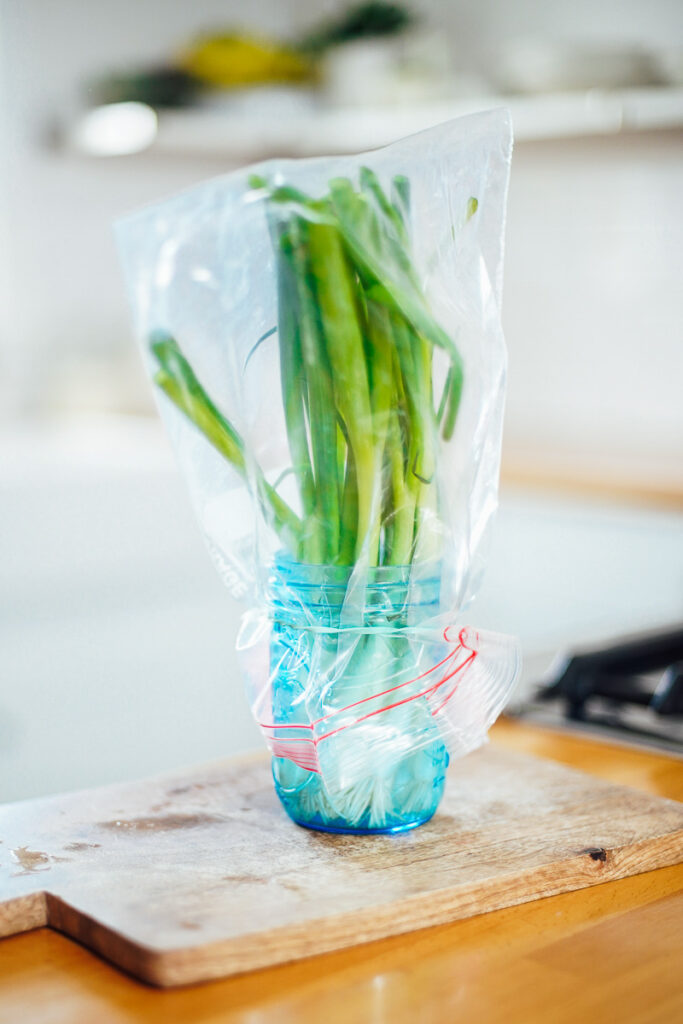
<box><xmin>516</xmin><ymin>626</ymin><xmax>683</xmax><ymax>754</ymax></box>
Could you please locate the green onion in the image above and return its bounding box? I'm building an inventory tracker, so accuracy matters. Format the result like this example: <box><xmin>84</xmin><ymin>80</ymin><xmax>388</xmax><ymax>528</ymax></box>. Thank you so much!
<box><xmin>150</xmin><ymin>332</ymin><xmax>302</xmax><ymax>552</ymax></box>
<box><xmin>148</xmin><ymin>170</ymin><xmax>475</xmax><ymax>570</ymax></box>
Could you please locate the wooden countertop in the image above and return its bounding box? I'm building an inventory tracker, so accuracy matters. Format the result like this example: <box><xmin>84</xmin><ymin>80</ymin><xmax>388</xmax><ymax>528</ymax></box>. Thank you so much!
<box><xmin>1</xmin><ymin>719</ymin><xmax>682</xmax><ymax>1024</ymax></box>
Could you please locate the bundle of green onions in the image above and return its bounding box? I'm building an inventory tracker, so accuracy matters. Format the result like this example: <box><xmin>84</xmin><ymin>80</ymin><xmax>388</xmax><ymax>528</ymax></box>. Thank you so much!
<box><xmin>150</xmin><ymin>167</ymin><xmax>475</xmax><ymax>570</ymax></box>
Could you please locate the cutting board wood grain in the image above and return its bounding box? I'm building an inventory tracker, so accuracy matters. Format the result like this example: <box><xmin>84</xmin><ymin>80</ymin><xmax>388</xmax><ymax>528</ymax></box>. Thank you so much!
<box><xmin>1</xmin><ymin>747</ymin><xmax>682</xmax><ymax>987</ymax></box>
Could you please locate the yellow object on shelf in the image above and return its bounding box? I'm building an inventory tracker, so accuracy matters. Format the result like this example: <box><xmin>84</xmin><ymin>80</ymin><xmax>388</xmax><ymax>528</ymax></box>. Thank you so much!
<box><xmin>181</xmin><ymin>34</ymin><xmax>313</xmax><ymax>88</ymax></box>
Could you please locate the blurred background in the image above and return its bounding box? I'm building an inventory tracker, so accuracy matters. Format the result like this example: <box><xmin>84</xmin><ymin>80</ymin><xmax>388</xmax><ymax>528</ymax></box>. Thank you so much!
<box><xmin>2</xmin><ymin>0</ymin><xmax>682</xmax><ymax>802</ymax></box>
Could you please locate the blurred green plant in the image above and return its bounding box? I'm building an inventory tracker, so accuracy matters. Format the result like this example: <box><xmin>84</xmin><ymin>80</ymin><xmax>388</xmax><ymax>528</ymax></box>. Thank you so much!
<box><xmin>300</xmin><ymin>2</ymin><xmax>414</xmax><ymax>53</ymax></box>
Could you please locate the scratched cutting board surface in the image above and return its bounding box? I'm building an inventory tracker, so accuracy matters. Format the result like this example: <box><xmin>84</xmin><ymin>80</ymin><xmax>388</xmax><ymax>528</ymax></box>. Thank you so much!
<box><xmin>1</xmin><ymin>747</ymin><xmax>682</xmax><ymax>987</ymax></box>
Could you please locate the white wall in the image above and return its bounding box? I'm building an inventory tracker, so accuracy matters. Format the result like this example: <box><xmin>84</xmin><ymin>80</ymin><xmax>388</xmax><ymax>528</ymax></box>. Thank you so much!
<box><xmin>504</xmin><ymin>131</ymin><xmax>683</xmax><ymax>474</ymax></box>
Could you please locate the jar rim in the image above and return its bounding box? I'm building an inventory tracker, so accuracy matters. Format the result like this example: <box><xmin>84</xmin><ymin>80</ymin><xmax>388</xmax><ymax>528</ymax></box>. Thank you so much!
<box><xmin>267</xmin><ymin>552</ymin><xmax>442</xmax><ymax>624</ymax></box>
<box><xmin>271</xmin><ymin>550</ymin><xmax>441</xmax><ymax>586</ymax></box>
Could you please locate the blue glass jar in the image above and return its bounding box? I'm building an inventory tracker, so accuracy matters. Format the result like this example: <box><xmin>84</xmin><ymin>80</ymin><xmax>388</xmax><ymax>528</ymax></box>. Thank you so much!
<box><xmin>267</xmin><ymin>557</ymin><xmax>449</xmax><ymax>834</ymax></box>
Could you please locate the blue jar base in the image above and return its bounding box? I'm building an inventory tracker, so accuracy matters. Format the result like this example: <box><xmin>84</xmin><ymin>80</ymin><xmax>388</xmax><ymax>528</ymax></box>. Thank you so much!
<box><xmin>272</xmin><ymin>745</ymin><xmax>449</xmax><ymax>836</ymax></box>
<box><xmin>286</xmin><ymin>812</ymin><xmax>437</xmax><ymax>836</ymax></box>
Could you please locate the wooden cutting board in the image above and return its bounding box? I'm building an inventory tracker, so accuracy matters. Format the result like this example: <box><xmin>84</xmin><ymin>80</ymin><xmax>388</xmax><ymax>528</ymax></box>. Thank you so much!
<box><xmin>1</xmin><ymin>746</ymin><xmax>682</xmax><ymax>987</ymax></box>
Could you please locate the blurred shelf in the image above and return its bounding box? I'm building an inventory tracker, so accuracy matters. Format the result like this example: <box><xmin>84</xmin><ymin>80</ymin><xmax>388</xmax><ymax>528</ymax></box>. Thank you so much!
<box><xmin>67</xmin><ymin>86</ymin><xmax>683</xmax><ymax>160</ymax></box>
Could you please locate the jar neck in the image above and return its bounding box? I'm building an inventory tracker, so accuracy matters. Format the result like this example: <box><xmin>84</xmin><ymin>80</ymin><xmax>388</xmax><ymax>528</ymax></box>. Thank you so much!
<box><xmin>267</xmin><ymin>554</ymin><xmax>441</xmax><ymax>629</ymax></box>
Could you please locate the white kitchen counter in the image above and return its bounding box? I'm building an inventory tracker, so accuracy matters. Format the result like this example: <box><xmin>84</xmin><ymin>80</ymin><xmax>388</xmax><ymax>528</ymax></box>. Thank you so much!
<box><xmin>2</xmin><ymin>417</ymin><xmax>682</xmax><ymax>802</ymax></box>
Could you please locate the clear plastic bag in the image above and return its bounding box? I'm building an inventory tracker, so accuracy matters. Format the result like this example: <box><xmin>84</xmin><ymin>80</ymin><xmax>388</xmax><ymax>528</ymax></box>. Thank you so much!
<box><xmin>118</xmin><ymin>109</ymin><xmax>520</xmax><ymax>833</ymax></box>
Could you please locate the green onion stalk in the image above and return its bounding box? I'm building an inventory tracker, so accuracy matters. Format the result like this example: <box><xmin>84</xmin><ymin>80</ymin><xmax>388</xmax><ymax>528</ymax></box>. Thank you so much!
<box><xmin>149</xmin><ymin>169</ymin><xmax>476</xmax><ymax>828</ymax></box>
